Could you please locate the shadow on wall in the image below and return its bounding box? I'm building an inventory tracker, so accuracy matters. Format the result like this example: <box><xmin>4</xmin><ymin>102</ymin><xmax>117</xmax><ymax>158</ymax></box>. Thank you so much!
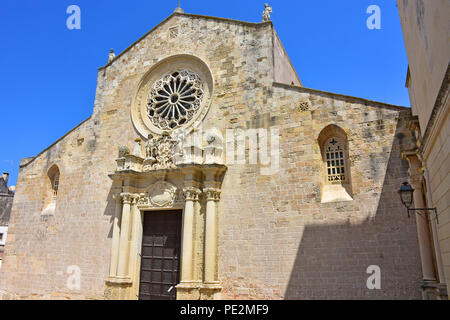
<box><xmin>284</xmin><ymin>119</ymin><xmax>423</xmax><ymax>300</ymax></box>
<box><xmin>105</xmin><ymin>187</ymin><xmax>118</xmax><ymax>240</ymax></box>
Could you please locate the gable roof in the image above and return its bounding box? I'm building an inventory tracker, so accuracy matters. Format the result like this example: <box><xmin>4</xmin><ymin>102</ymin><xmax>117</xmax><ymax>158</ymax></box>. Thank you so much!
<box><xmin>99</xmin><ymin>12</ymin><xmax>273</xmax><ymax>70</ymax></box>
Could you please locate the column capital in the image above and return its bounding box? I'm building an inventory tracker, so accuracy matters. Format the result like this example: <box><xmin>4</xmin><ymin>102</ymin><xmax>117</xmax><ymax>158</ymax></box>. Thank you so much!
<box><xmin>183</xmin><ymin>187</ymin><xmax>202</xmax><ymax>201</ymax></box>
<box><xmin>204</xmin><ymin>188</ymin><xmax>221</xmax><ymax>202</ymax></box>
<box><xmin>120</xmin><ymin>193</ymin><xmax>139</xmax><ymax>205</ymax></box>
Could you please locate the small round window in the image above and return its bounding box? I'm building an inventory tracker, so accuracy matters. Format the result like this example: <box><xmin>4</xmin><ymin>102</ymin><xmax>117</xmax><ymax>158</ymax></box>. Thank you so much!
<box><xmin>147</xmin><ymin>70</ymin><xmax>204</xmax><ymax>130</ymax></box>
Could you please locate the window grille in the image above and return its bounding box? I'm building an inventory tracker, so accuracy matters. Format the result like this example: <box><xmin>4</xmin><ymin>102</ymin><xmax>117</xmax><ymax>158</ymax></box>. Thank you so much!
<box><xmin>53</xmin><ymin>175</ymin><xmax>59</xmax><ymax>197</ymax></box>
<box><xmin>325</xmin><ymin>138</ymin><xmax>346</xmax><ymax>183</ymax></box>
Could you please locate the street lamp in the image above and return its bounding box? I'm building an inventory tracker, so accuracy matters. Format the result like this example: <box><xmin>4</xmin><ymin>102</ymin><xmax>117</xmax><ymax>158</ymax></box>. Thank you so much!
<box><xmin>398</xmin><ymin>182</ymin><xmax>414</xmax><ymax>209</ymax></box>
<box><xmin>398</xmin><ymin>181</ymin><xmax>439</xmax><ymax>223</ymax></box>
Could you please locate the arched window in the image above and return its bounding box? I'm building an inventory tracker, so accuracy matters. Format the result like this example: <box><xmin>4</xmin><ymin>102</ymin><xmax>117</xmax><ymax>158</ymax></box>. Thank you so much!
<box><xmin>42</xmin><ymin>165</ymin><xmax>60</xmax><ymax>216</ymax></box>
<box><xmin>52</xmin><ymin>173</ymin><xmax>60</xmax><ymax>198</ymax></box>
<box><xmin>318</xmin><ymin>125</ymin><xmax>353</xmax><ymax>203</ymax></box>
<box><xmin>47</xmin><ymin>165</ymin><xmax>60</xmax><ymax>200</ymax></box>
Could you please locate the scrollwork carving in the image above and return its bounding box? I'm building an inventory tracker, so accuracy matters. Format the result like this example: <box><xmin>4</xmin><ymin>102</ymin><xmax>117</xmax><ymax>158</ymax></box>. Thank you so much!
<box><xmin>138</xmin><ymin>181</ymin><xmax>182</xmax><ymax>208</ymax></box>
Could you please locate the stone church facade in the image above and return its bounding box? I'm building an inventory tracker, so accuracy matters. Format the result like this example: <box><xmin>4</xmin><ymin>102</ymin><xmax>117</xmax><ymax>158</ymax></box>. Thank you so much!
<box><xmin>0</xmin><ymin>173</ymin><xmax>14</xmax><ymax>270</ymax></box>
<box><xmin>0</xmin><ymin>11</ymin><xmax>423</xmax><ymax>300</ymax></box>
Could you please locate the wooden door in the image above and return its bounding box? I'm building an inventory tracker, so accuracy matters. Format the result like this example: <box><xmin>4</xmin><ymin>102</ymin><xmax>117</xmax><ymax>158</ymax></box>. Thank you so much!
<box><xmin>138</xmin><ymin>211</ymin><xmax>182</xmax><ymax>300</ymax></box>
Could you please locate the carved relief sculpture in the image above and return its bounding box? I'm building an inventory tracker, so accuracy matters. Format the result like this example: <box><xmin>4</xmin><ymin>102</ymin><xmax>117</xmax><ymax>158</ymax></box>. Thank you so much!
<box><xmin>143</xmin><ymin>132</ymin><xmax>179</xmax><ymax>171</ymax></box>
<box><xmin>138</xmin><ymin>181</ymin><xmax>182</xmax><ymax>208</ymax></box>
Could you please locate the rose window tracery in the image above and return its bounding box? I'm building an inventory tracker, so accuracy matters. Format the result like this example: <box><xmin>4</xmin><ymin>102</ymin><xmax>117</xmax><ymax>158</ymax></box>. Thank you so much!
<box><xmin>147</xmin><ymin>70</ymin><xmax>204</xmax><ymax>130</ymax></box>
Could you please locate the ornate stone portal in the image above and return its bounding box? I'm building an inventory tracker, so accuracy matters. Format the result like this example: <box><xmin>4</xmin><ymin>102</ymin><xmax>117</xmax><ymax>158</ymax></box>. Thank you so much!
<box><xmin>106</xmin><ymin>133</ymin><xmax>227</xmax><ymax>300</ymax></box>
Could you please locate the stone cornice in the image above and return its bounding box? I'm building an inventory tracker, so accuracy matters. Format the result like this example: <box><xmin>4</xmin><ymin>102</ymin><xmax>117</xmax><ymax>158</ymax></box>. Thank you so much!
<box><xmin>108</xmin><ymin>164</ymin><xmax>227</xmax><ymax>181</ymax></box>
<box><xmin>401</xmin><ymin>149</ymin><xmax>420</xmax><ymax>161</ymax></box>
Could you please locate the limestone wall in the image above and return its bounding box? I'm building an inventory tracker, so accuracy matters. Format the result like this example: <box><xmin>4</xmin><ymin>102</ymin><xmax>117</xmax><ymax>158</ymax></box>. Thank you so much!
<box><xmin>397</xmin><ymin>0</ymin><xmax>450</xmax><ymax>132</ymax></box>
<box><xmin>424</xmin><ymin>98</ymin><xmax>449</xmax><ymax>291</ymax></box>
<box><xmin>398</xmin><ymin>0</ymin><xmax>449</xmax><ymax>295</ymax></box>
<box><xmin>218</xmin><ymin>84</ymin><xmax>421</xmax><ymax>299</ymax></box>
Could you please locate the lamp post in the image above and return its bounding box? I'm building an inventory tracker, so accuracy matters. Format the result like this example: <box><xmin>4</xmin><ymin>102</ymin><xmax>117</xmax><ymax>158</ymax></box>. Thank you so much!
<box><xmin>398</xmin><ymin>182</ymin><xmax>439</xmax><ymax>223</ymax></box>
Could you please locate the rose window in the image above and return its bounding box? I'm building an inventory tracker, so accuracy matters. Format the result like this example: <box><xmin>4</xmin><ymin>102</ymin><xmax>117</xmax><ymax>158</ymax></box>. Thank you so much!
<box><xmin>147</xmin><ymin>70</ymin><xmax>204</xmax><ymax>130</ymax></box>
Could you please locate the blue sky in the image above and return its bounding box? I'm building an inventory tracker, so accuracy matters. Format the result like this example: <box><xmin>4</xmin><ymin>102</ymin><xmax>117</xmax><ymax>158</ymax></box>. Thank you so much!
<box><xmin>0</xmin><ymin>0</ymin><xmax>409</xmax><ymax>187</ymax></box>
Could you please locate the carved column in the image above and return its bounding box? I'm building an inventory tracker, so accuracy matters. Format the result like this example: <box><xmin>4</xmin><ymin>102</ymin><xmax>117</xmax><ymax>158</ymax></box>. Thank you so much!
<box><xmin>179</xmin><ymin>187</ymin><xmax>201</xmax><ymax>284</ymax></box>
<box><xmin>204</xmin><ymin>188</ymin><xmax>221</xmax><ymax>284</ymax></box>
<box><xmin>108</xmin><ymin>194</ymin><xmax>122</xmax><ymax>279</ymax></box>
<box><xmin>116</xmin><ymin>193</ymin><xmax>134</xmax><ymax>282</ymax></box>
<box><xmin>128</xmin><ymin>195</ymin><xmax>142</xmax><ymax>298</ymax></box>
<box><xmin>403</xmin><ymin>152</ymin><xmax>437</xmax><ymax>289</ymax></box>
<box><xmin>409</xmin><ymin>173</ymin><xmax>437</xmax><ymax>283</ymax></box>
